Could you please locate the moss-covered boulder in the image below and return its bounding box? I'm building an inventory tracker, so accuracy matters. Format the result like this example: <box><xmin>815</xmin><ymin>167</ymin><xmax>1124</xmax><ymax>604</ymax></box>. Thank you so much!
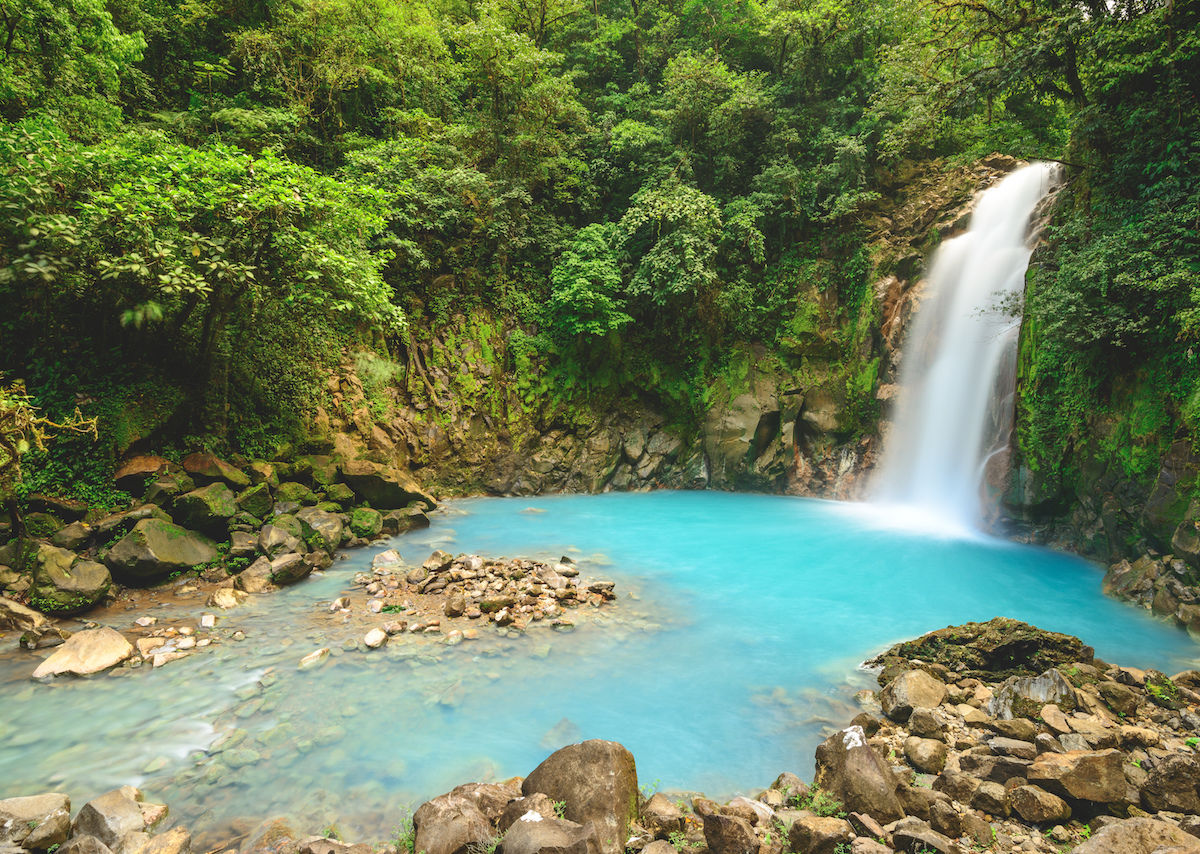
<box><xmin>104</xmin><ymin>518</ymin><xmax>218</xmax><ymax>583</ymax></box>
<box><xmin>172</xmin><ymin>483</ymin><xmax>238</xmax><ymax>536</ymax></box>
<box><xmin>292</xmin><ymin>455</ymin><xmax>340</xmax><ymax>488</ymax></box>
<box><xmin>382</xmin><ymin>507</ymin><xmax>430</xmax><ymax>535</ymax></box>
<box><xmin>247</xmin><ymin>460</ymin><xmax>280</xmax><ymax>488</ymax></box>
<box><xmin>275</xmin><ymin>481</ymin><xmax>316</xmax><ymax>505</ymax></box>
<box><xmin>23</xmin><ymin>512</ymin><xmax>62</xmax><ymax>540</ymax></box>
<box><xmin>235</xmin><ymin>483</ymin><xmax>274</xmax><ymax>519</ymax></box>
<box><xmin>869</xmin><ymin>617</ymin><xmax>1094</xmax><ymax>682</ymax></box>
<box><xmin>30</xmin><ymin>544</ymin><xmax>111</xmax><ymax>614</ymax></box>
<box><xmin>295</xmin><ymin>507</ymin><xmax>344</xmax><ymax>555</ymax></box>
<box><xmin>272</xmin><ymin>513</ymin><xmax>305</xmax><ymax>540</ymax></box>
<box><xmin>341</xmin><ymin>460</ymin><xmax>436</xmax><ymax>510</ymax></box>
<box><xmin>182</xmin><ymin>452</ymin><xmax>251</xmax><ymax>489</ymax></box>
<box><xmin>113</xmin><ymin>454</ymin><xmax>173</xmax><ymax>495</ymax></box>
<box><xmin>324</xmin><ymin>483</ymin><xmax>356</xmax><ymax>508</ymax></box>
<box><xmin>349</xmin><ymin>507</ymin><xmax>383</xmax><ymax>539</ymax></box>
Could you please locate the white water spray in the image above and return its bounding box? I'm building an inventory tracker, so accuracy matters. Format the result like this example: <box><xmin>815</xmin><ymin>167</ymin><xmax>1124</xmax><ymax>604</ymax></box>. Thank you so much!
<box><xmin>872</xmin><ymin>162</ymin><xmax>1058</xmax><ymax>532</ymax></box>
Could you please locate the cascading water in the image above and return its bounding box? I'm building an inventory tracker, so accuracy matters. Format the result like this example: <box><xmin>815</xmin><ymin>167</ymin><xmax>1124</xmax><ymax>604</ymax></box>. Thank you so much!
<box><xmin>873</xmin><ymin>162</ymin><xmax>1058</xmax><ymax>531</ymax></box>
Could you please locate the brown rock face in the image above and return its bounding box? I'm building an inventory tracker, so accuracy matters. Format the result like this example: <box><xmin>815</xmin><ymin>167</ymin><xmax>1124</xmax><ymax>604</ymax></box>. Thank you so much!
<box><xmin>879</xmin><ymin>670</ymin><xmax>947</xmax><ymax>722</ymax></box>
<box><xmin>785</xmin><ymin>815</ymin><xmax>853</xmax><ymax>854</ymax></box>
<box><xmin>0</xmin><ymin>793</ymin><xmax>71</xmax><ymax>849</ymax></box>
<box><xmin>903</xmin><ymin>737</ymin><xmax>948</xmax><ymax>774</ymax></box>
<box><xmin>499</xmin><ymin>816</ymin><xmax>598</xmax><ymax>854</ymax></box>
<box><xmin>413</xmin><ymin>793</ymin><xmax>494</xmax><ymax>854</ymax></box>
<box><xmin>640</xmin><ymin>794</ymin><xmax>685</xmax><ymax>837</ymax></box>
<box><xmin>813</xmin><ymin>726</ymin><xmax>905</xmax><ymax>823</ymax></box>
<box><xmin>1073</xmin><ymin>817</ymin><xmax>1200</xmax><ymax>854</ymax></box>
<box><xmin>1028</xmin><ymin>749</ymin><xmax>1126</xmax><ymax>803</ymax></box>
<box><xmin>701</xmin><ymin>814</ymin><xmax>757</xmax><ymax>854</ymax></box>
<box><xmin>521</xmin><ymin>740</ymin><xmax>638</xmax><ymax>854</ymax></box>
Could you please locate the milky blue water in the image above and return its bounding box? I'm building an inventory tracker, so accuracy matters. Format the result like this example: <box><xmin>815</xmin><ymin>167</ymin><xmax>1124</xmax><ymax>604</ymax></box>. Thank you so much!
<box><xmin>1</xmin><ymin>492</ymin><xmax>1196</xmax><ymax>842</ymax></box>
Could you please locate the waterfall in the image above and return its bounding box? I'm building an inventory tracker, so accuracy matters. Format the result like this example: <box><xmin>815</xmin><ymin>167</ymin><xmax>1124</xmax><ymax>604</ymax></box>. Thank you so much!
<box><xmin>872</xmin><ymin>162</ymin><xmax>1058</xmax><ymax>532</ymax></box>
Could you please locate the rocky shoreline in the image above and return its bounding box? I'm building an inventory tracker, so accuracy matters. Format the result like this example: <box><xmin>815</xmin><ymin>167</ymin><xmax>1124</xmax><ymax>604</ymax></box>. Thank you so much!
<box><xmin>5</xmin><ymin>618</ymin><xmax>1200</xmax><ymax>854</ymax></box>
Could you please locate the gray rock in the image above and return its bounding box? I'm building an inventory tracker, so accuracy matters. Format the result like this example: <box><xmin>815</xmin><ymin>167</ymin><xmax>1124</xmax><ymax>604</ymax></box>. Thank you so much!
<box><xmin>105</xmin><ymin>519</ymin><xmax>218</xmax><ymax>583</ymax></box>
<box><xmin>295</xmin><ymin>508</ymin><xmax>344</xmax><ymax>555</ymax></box>
<box><xmin>268</xmin><ymin>553</ymin><xmax>310</xmax><ymax>586</ymax></box>
<box><xmin>521</xmin><ymin>740</ymin><xmax>638</xmax><ymax>854</ymax></box>
<box><xmin>1073</xmin><ymin>817</ymin><xmax>1200</xmax><ymax>854</ymax></box>
<box><xmin>341</xmin><ymin>460</ymin><xmax>436</xmax><ymax>510</ymax></box>
<box><xmin>72</xmin><ymin>789</ymin><xmax>145</xmax><ymax>853</ymax></box>
<box><xmin>258</xmin><ymin>525</ymin><xmax>302</xmax><ymax>559</ymax></box>
<box><xmin>57</xmin><ymin>836</ymin><xmax>115</xmax><ymax>854</ymax></box>
<box><xmin>987</xmin><ymin>668</ymin><xmax>1075</xmax><ymax>719</ymax></box>
<box><xmin>891</xmin><ymin>824</ymin><xmax>961</xmax><ymax>854</ymax></box>
<box><xmin>172</xmin><ymin>483</ymin><xmax>238</xmax><ymax>536</ymax></box>
<box><xmin>0</xmin><ymin>596</ymin><xmax>49</xmax><ymax>632</ymax></box>
<box><xmin>1141</xmin><ymin>752</ymin><xmax>1200</xmax><ymax>813</ymax></box>
<box><xmin>1028</xmin><ymin>749</ymin><xmax>1126</xmax><ymax>803</ymax></box>
<box><xmin>236</xmin><ymin>557</ymin><xmax>278</xmax><ymax>594</ymax></box>
<box><xmin>31</xmin><ymin>544</ymin><xmax>111</xmax><ymax>614</ymax></box>
<box><xmin>52</xmin><ymin>521</ymin><xmax>92</xmax><ymax>550</ymax></box>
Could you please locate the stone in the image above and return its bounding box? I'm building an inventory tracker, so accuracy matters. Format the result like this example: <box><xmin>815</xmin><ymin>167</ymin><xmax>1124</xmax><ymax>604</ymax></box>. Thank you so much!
<box><xmin>904</xmin><ymin>737</ymin><xmax>948</xmax><ymax>774</ymax></box>
<box><xmin>1073</xmin><ymin>817</ymin><xmax>1200</xmax><ymax>854</ymax></box>
<box><xmin>0</xmin><ymin>596</ymin><xmax>50</xmax><ymax>632</ymax></box>
<box><xmin>702</xmin><ymin>814</ymin><xmax>757</xmax><ymax>854</ymax></box>
<box><xmin>114</xmin><ymin>456</ymin><xmax>172</xmax><ymax>493</ymax></box>
<box><xmin>171</xmin><ymin>483</ymin><xmax>238</xmax><ymax>536</ymax></box>
<box><xmin>349</xmin><ymin>507</ymin><xmax>384</xmax><ymax>539</ymax></box>
<box><xmin>298</xmin><ymin>648</ymin><xmax>330</xmax><ymax>669</ymax></box>
<box><xmin>57</xmin><ymin>836</ymin><xmax>116</xmax><ymax>854</ymax></box>
<box><xmin>521</xmin><ymin>740</ymin><xmax>638</xmax><ymax>854</ymax></box>
<box><xmin>499</xmin><ymin>815</ymin><xmax>597</xmax><ymax>854</ymax></box>
<box><xmin>640</xmin><ymin>794</ymin><xmax>685</xmax><ymax>837</ymax></box>
<box><xmin>445</xmin><ymin>594</ymin><xmax>466</xmax><ymax>618</ymax></box>
<box><xmin>413</xmin><ymin>792</ymin><xmax>494</xmax><ymax>854</ymax></box>
<box><xmin>236</xmin><ymin>558</ymin><xmax>278</xmax><ymax>594</ymax></box>
<box><xmin>52</xmin><ymin>521</ymin><xmax>92</xmax><ymax>550</ymax></box>
<box><xmin>31</xmin><ymin>544</ymin><xmax>111</xmax><ymax>613</ymax></box>
<box><xmin>872</xmin><ymin>618</ymin><xmax>1093</xmax><ymax>680</ymax></box>
<box><xmin>341</xmin><ymin>459</ymin><xmax>436</xmax><ymax>510</ymax></box>
<box><xmin>230</xmin><ymin>530</ymin><xmax>258</xmax><ymax>559</ymax></box>
<box><xmin>141</xmin><ymin>827</ymin><xmax>190</xmax><ymax>854</ymax></box>
<box><xmin>956</xmin><ymin>752</ymin><xmax>1030</xmax><ymax>784</ymax></box>
<box><xmin>891</xmin><ymin>825</ymin><xmax>961</xmax><ymax>854</ymax></box>
<box><xmin>1027</xmin><ymin>749</ymin><xmax>1126</xmax><ymax>803</ymax></box>
<box><xmin>813</xmin><ymin>726</ymin><xmax>904</xmax><ymax>823</ymax></box>
<box><xmin>1041</xmin><ymin>704</ymin><xmax>1071</xmax><ymax>733</ymax></box>
<box><xmin>987</xmin><ymin>737</ymin><xmax>1036</xmax><ymax>760</ymax></box>
<box><xmin>383</xmin><ymin>507</ymin><xmax>431</xmax><ymax>535</ymax></box>
<box><xmin>275</xmin><ymin>482</ymin><xmax>316</xmax><ymax>505</ymax></box>
<box><xmin>295</xmin><ymin>507</ymin><xmax>345</xmax><ymax>555</ymax></box>
<box><xmin>908</xmin><ymin>708</ymin><xmax>944</xmax><ymax>740</ymax></box>
<box><xmin>364</xmin><ymin>628</ymin><xmax>387</xmax><ymax>649</ymax></box>
<box><xmin>499</xmin><ymin>795</ymin><xmax>558</xmax><ymax>833</ymax></box>
<box><xmin>1008</xmin><ymin>785</ymin><xmax>1070</xmax><ymax>824</ymax></box>
<box><xmin>987</xmin><ymin>668</ymin><xmax>1075</xmax><ymax>719</ymax></box>
<box><xmin>32</xmin><ymin>627</ymin><xmax>133</xmax><ymax>678</ymax></box>
<box><xmin>931</xmin><ymin>772</ymin><xmax>979</xmax><ymax>803</ymax></box>
<box><xmin>850</xmin><ymin>841</ymin><xmax>891</xmax><ymax>854</ymax></box>
<box><xmin>879</xmin><ymin>670</ymin><xmax>946</xmax><ymax>722</ymax></box>
<box><xmin>236</xmin><ymin>484</ymin><xmax>274</xmax><ymax>519</ymax></box>
<box><xmin>268</xmin><ymin>552</ymin><xmax>310</xmax><ymax>585</ymax></box>
<box><xmin>208</xmin><ymin>588</ymin><xmax>246</xmax><ymax>609</ymax></box>
<box><xmin>72</xmin><ymin>789</ymin><xmax>145</xmax><ymax>853</ymax></box>
<box><xmin>105</xmin><ymin>519</ymin><xmax>218</xmax><ymax>583</ymax></box>
<box><xmin>785</xmin><ymin>815</ymin><xmax>853</xmax><ymax>854</ymax></box>
<box><xmin>182</xmin><ymin>452</ymin><xmax>250</xmax><ymax>489</ymax></box>
<box><xmin>258</xmin><ymin>525</ymin><xmax>302</xmax><ymax>559</ymax></box>
<box><xmin>1096</xmin><ymin>680</ymin><xmax>1139</xmax><ymax>716</ymax></box>
<box><xmin>1141</xmin><ymin>752</ymin><xmax>1200</xmax><ymax>813</ymax></box>
<box><xmin>0</xmin><ymin>793</ymin><xmax>71</xmax><ymax>848</ymax></box>
<box><xmin>969</xmin><ymin>781</ymin><xmax>1009</xmax><ymax>817</ymax></box>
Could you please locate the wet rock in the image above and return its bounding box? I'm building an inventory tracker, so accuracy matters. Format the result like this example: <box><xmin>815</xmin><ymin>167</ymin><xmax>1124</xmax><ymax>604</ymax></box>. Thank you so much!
<box><xmin>1027</xmin><ymin>749</ymin><xmax>1126</xmax><ymax>803</ymax></box>
<box><xmin>500</xmin><ymin>815</ymin><xmax>597</xmax><ymax>854</ymax></box>
<box><xmin>30</xmin><ymin>544</ymin><xmax>111</xmax><ymax>614</ymax></box>
<box><xmin>105</xmin><ymin>519</ymin><xmax>218</xmax><ymax>583</ymax></box>
<box><xmin>1008</xmin><ymin>785</ymin><xmax>1070</xmax><ymax>824</ymax></box>
<box><xmin>72</xmin><ymin>789</ymin><xmax>145</xmax><ymax>853</ymax></box>
<box><xmin>0</xmin><ymin>596</ymin><xmax>50</xmax><ymax>632</ymax></box>
<box><xmin>786</xmin><ymin>815</ymin><xmax>853</xmax><ymax>854</ymax></box>
<box><xmin>32</xmin><ymin>627</ymin><xmax>133</xmax><ymax>678</ymax></box>
<box><xmin>364</xmin><ymin>628</ymin><xmax>387</xmax><ymax>649</ymax></box>
<box><xmin>701</xmin><ymin>814</ymin><xmax>757</xmax><ymax>854</ymax></box>
<box><xmin>813</xmin><ymin>726</ymin><xmax>904</xmax><ymax>823</ymax></box>
<box><xmin>880</xmin><ymin>670</ymin><xmax>946</xmax><ymax>722</ymax></box>
<box><xmin>1073</xmin><ymin>817</ymin><xmax>1200</xmax><ymax>853</ymax></box>
<box><xmin>0</xmin><ymin>793</ymin><xmax>71</xmax><ymax>849</ymax></box>
<box><xmin>1141</xmin><ymin>752</ymin><xmax>1200</xmax><ymax>813</ymax></box>
<box><xmin>298</xmin><ymin>648</ymin><xmax>329</xmax><ymax>669</ymax></box>
<box><xmin>348</xmin><ymin>507</ymin><xmax>383</xmax><ymax>539</ymax></box>
<box><xmin>521</xmin><ymin>740</ymin><xmax>638</xmax><ymax>854</ymax></box>
<box><xmin>413</xmin><ymin>793</ymin><xmax>494</xmax><ymax>854</ymax></box>
<box><xmin>172</xmin><ymin>483</ymin><xmax>238</xmax><ymax>536</ymax></box>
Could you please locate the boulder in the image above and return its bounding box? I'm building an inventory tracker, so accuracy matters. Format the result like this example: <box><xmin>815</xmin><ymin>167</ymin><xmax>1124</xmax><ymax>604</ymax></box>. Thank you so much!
<box><xmin>813</xmin><ymin>726</ymin><xmax>904</xmax><ymax>823</ymax></box>
<box><xmin>702</xmin><ymin>814</ymin><xmax>757</xmax><ymax>854</ymax></box>
<box><xmin>1008</xmin><ymin>785</ymin><xmax>1070</xmax><ymax>824</ymax></box>
<box><xmin>499</xmin><ymin>815</ymin><xmax>597</xmax><ymax>854</ymax></box>
<box><xmin>236</xmin><ymin>484</ymin><xmax>274</xmax><ymax>519</ymax></box>
<box><xmin>295</xmin><ymin>507</ymin><xmax>344</xmax><ymax>555</ymax></box>
<box><xmin>31</xmin><ymin>544</ymin><xmax>111</xmax><ymax>613</ymax></box>
<box><xmin>349</xmin><ymin>507</ymin><xmax>384</xmax><ymax>539</ymax></box>
<box><xmin>246</xmin><ymin>461</ymin><xmax>279</xmax><ymax>488</ymax></box>
<box><xmin>57</xmin><ymin>836</ymin><xmax>115</xmax><ymax>854</ymax></box>
<box><xmin>499</xmin><ymin>795</ymin><xmax>558</xmax><ymax>833</ymax></box>
<box><xmin>521</xmin><ymin>740</ymin><xmax>638</xmax><ymax>854</ymax></box>
<box><xmin>267</xmin><ymin>552</ymin><xmax>310</xmax><ymax>585</ymax></box>
<box><xmin>872</xmin><ymin>618</ymin><xmax>1093</xmax><ymax>680</ymax></box>
<box><xmin>142</xmin><ymin>828</ymin><xmax>192</xmax><ymax>854</ymax></box>
<box><xmin>52</xmin><ymin>521</ymin><xmax>92</xmax><ymax>550</ymax></box>
<box><xmin>32</xmin><ymin>627</ymin><xmax>133</xmax><ymax>678</ymax></box>
<box><xmin>104</xmin><ymin>519</ymin><xmax>218</xmax><ymax>583</ymax></box>
<box><xmin>640</xmin><ymin>794</ymin><xmax>685</xmax><ymax>837</ymax></box>
<box><xmin>181</xmin><ymin>452</ymin><xmax>250</xmax><ymax>489</ymax></box>
<box><xmin>143</xmin><ymin>473</ymin><xmax>194</xmax><ymax>507</ymax></box>
<box><xmin>236</xmin><ymin>557</ymin><xmax>278</xmax><ymax>594</ymax></box>
<box><xmin>230</xmin><ymin>530</ymin><xmax>258</xmax><ymax>558</ymax></box>
<box><xmin>0</xmin><ymin>793</ymin><xmax>71</xmax><ymax>849</ymax></box>
<box><xmin>903</xmin><ymin>737</ymin><xmax>947</xmax><ymax>774</ymax></box>
<box><xmin>879</xmin><ymin>671</ymin><xmax>946</xmax><ymax>721</ymax></box>
<box><xmin>341</xmin><ymin>459</ymin><xmax>436</xmax><ymax>511</ymax></box>
<box><xmin>785</xmin><ymin>815</ymin><xmax>853</xmax><ymax>854</ymax></box>
<box><xmin>172</xmin><ymin>483</ymin><xmax>237</xmax><ymax>536</ymax></box>
<box><xmin>0</xmin><ymin>596</ymin><xmax>50</xmax><ymax>632</ymax></box>
<box><xmin>891</xmin><ymin>824</ymin><xmax>961</xmax><ymax>854</ymax></box>
<box><xmin>412</xmin><ymin>792</ymin><xmax>494</xmax><ymax>854</ymax></box>
<box><xmin>383</xmin><ymin>507</ymin><xmax>431</xmax><ymax>535</ymax></box>
<box><xmin>113</xmin><ymin>456</ymin><xmax>172</xmax><ymax>494</ymax></box>
<box><xmin>1073</xmin><ymin>817</ymin><xmax>1200</xmax><ymax>854</ymax></box>
<box><xmin>987</xmin><ymin>668</ymin><xmax>1076</xmax><ymax>719</ymax></box>
<box><xmin>258</xmin><ymin>524</ymin><xmax>303</xmax><ymax>558</ymax></box>
<box><xmin>1141</xmin><ymin>752</ymin><xmax>1200</xmax><ymax>813</ymax></box>
<box><xmin>72</xmin><ymin>789</ymin><xmax>145</xmax><ymax>853</ymax></box>
<box><xmin>1027</xmin><ymin>749</ymin><xmax>1126</xmax><ymax>803</ymax></box>
<box><xmin>275</xmin><ymin>482</ymin><xmax>316</xmax><ymax>505</ymax></box>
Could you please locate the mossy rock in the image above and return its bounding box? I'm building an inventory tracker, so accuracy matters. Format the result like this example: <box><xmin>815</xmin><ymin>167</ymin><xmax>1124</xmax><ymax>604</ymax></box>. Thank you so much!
<box><xmin>314</xmin><ymin>501</ymin><xmax>342</xmax><ymax>513</ymax></box>
<box><xmin>275</xmin><ymin>481</ymin><xmax>316</xmax><ymax>505</ymax></box>
<box><xmin>104</xmin><ymin>518</ymin><xmax>218</xmax><ymax>583</ymax></box>
<box><xmin>23</xmin><ymin>512</ymin><xmax>63</xmax><ymax>540</ymax></box>
<box><xmin>293</xmin><ymin>455</ymin><xmax>340</xmax><ymax>488</ymax></box>
<box><xmin>236</xmin><ymin>483</ymin><xmax>274</xmax><ymax>519</ymax></box>
<box><xmin>349</xmin><ymin>507</ymin><xmax>383</xmax><ymax>539</ymax></box>
<box><xmin>272</xmin><ymin>513</ymin><xmax>305</xmax><ymax>540</ymax></box>
<box><xmin>30</xmin><ymin>543</ymin><xmax>111</xmax><ymax>614</ymax></box>
<box><xmin>870</xmin><ymin>617</ymin><xmax>1094</xmax><ymax>682</ymax></box>
<box><xmin>1144</xmin><ymin>670</ymin><xmax>1183</xmax><ymax>710</ymax></box>
<box><xmin>325</xmin><ymin>483</ymin><xmax>355</xmax><ymax>505</ymax></box>
<box><xmin>295</xmin><ymin>508</ymin><xmax>344</xmax><ymax>555</ymax></box>
<box><xmin>172</xmin><ymin>482</ymin><xmax>238</xmax><ymax>537</ymax></box>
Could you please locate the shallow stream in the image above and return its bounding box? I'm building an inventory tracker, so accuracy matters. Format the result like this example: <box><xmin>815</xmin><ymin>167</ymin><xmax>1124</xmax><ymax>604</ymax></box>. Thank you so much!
<box><xmin>2</xmin><ymin>492</ymin><xmax>1196</xmax><ymax>842</ymax></box>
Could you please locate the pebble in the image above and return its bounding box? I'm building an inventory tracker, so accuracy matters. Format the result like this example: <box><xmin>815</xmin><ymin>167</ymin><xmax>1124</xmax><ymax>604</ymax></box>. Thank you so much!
<box><xmin>200</xmin><ymin>614</ymin><xmax>216</xmax><ymax>628</ymax></box>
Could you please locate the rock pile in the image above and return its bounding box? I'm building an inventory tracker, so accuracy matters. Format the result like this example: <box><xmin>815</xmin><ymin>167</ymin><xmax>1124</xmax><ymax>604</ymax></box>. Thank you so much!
<box><xmin>0</xmin><ymin>786</ymin><xmax>189</xmax><ymax>854</ymax></box>
<box><xmin>1105</xmin><ymin>554</ymin><xmax>1200</xmax><ymax>637</ymax></box>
